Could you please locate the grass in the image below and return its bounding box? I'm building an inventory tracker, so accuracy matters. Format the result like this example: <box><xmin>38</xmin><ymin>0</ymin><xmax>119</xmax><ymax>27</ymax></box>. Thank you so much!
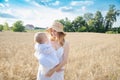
<box><xmin>0</xmin><ymin>32</ymin><xmax>120</xmax><ymax>80</ymax></box>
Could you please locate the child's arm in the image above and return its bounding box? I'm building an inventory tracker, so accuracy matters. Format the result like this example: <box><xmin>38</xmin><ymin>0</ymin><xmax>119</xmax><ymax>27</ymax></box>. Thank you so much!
<box><xmin>56</xmin><ymin>68</ymin><xmax>64</xmax><ymax>72</ymax></box>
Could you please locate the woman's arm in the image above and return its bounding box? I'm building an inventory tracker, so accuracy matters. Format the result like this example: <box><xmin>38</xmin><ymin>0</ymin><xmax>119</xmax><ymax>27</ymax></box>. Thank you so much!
<box><xmin>55</xmin><ymin>41</ymin><xmax>69</xmax><ymax>71</ymax></box>
<box><xmin>45</xmin><ymin>41</ymin><xmax>69</xmax><ymax>77</ymax></box>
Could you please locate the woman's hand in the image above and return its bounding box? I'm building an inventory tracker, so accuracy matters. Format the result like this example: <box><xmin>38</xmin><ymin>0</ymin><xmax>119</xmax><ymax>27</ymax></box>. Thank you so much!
<box><xmin>45</xmin><ymin>69</ymin><xmax>55</xmax><ymax>77</ymax></box>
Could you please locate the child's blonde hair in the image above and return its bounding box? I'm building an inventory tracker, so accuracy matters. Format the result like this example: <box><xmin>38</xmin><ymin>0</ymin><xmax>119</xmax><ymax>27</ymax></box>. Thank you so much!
<box><xmin>34</xmin><ymin>32</ymin><xmax>47</xmax><ymax>44</ymax></box>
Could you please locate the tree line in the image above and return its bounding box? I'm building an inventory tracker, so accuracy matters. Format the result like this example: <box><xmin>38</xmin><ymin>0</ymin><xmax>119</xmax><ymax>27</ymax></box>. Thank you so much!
<box><xmin>57</xmin><ymin>5</ymin><xmax>120</xmax><ymax>33</ymax></box>
<box><xmin>0</xmin><ymin>5</ymin><xmax>120</xmax><ymax>33</ymax></box>
<box><xmin>0</xmin><ymin>21</ymin><xmax>25</xmax><ymax>32</ymax></box>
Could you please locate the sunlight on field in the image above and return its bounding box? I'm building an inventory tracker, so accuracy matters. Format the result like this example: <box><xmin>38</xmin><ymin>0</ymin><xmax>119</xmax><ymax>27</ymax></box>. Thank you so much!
<box><xmin>0</xmin><ymin>32</ymin><xmax>120</xmax><ymax>80</ymax></box>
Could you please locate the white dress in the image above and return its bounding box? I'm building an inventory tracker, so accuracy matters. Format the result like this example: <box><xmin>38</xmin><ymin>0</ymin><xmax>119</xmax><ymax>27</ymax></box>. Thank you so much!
<box><xmin>34</xmin><ymin>43</ymin><xmax>59</xmax><ymax>80</ymax></box>
<box><xmin>35</xmin><ymin>43</ymin><xmax>64</xmax><ymax>80</ymax></box>
<box><xmin>38</xmin><ymin>47</ymin><xmax>64</xmax><ymax>80</ymax></box>
<box><xmin>51</xmin><ymin>47</ymin><xmax>64</xmax><ymax>80</ymax></box>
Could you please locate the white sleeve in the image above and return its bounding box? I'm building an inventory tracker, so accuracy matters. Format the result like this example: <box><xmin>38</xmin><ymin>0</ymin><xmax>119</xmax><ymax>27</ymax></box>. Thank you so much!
<box><xmin>34</xmin><ymin>44</ymin><xmax>42</xmax><ymax>59</ymax></box>
<box><xmin>42</xmin><ymin>45</ymin><xmax>54</xmax><ymax>54</ymax></box>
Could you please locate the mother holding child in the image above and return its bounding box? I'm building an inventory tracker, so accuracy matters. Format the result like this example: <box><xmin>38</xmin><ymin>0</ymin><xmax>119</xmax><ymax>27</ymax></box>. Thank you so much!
<box><xmin>34</xmin><ymin>21</ymin><xmax>70</xmax><ymax>80</ymax></box>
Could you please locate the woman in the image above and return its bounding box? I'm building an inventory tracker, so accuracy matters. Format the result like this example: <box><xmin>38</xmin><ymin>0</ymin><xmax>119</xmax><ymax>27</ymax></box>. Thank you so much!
<box><xmin>45</xmin><ymin>21</ymin><xmax>69</xmax><ymax>80</ymax></box>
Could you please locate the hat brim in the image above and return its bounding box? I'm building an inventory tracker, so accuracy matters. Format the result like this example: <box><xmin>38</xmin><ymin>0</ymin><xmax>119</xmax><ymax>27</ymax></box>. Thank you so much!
<box><xmin>46</xmin><ymin>27</ymin><xmax>66</xmax><ymax>34</ymax></box>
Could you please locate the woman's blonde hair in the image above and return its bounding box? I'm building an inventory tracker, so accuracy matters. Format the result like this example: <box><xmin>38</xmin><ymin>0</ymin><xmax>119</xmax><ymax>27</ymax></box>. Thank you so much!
<box><xmin>46</xmin><ymin>21</ymin><xmax>66</xmax><ymax>46</ymax></box>
<box><xmin>57</xmin><ymin>32</ymin><xmax>66</xmax><ymax>46</ymax></box>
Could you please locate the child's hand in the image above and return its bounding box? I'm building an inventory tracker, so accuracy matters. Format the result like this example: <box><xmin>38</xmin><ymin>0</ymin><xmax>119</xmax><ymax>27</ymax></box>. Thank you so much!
<box><xmin>56</xmin><ymin>68</ymin><xmax>64</xmax><ymax>72</ymax></box>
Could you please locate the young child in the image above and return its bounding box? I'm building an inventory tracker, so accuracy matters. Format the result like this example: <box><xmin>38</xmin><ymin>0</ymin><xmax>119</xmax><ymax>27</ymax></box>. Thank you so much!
<box><xmin>34</xmin><ymin>32</ymin><xmax>59</xmax><ymax>79</ymax></box>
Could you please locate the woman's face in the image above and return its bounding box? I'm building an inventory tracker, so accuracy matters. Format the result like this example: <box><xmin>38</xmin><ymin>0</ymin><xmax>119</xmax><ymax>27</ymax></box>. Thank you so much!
<box><xmin>51</xmin><ymin>29</ymin><xmax>58</xmax><ymax>37</ymax></box>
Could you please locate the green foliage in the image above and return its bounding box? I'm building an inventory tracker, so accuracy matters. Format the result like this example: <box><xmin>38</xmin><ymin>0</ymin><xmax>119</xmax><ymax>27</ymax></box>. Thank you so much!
<box><xmin>64</xmin><ymin>21</ymin><xmax>73</xmax><ymax>32</ymax></box>
<box><xmin>9</xmin><ymin>27</ymin><xmax>13</xmax><ymax>31</ymax></box>
<box><xmin>12</xmin><ymin>20</ymin><xmax>25</xmax><ymax>32</ymax></box>
<box><xmin>106</xmin><ymin>31</ymin><xmax>118</xmax><ymax>34</ymax></box>
<box><xmin>3</xmin><ymin>22</ymin><xmax>9</xmax><ymax>30</ymax></box>
<box><xmin>72</xmin><ymin>16</ymin><xmax>87</xmax><ymax>32</ymax></box>
<box><xmin>87</xmin><ymin>19</ymin><xmax>96</xmax><ymax>32</ymax></box>
<box><xmin>78</xmin><ymin>26</ymin><xmax>87</xmax><ymax>32</ymax></box>
<box><xmin>56</xmin><ymin>5</ymin><xmax>120</xmax><ymax>33</ymax></box>
<box><xmin>57</xmin><ymin>18</ymin><xmax>73</xmax><ymax>32</ymax></box>
<box><xmin>94</xmin><ymin>11</ymin><xmax>105</xmax><ymax>32</ymax></box>
<box><xmin>84</xmin><ymin>13</ymin><xmax>93</xmax><ymax>22</ymax></box>
<box><xmin>105</xmin><ymin>5</ymin><xmax>120</xmax><ymax>31</ymax></box>
<box><xmin>0</xmin><ymin>24</ymin><xmax>3</xmax><ymax>31</ymax></box>
<box><xmin>118</xmin><ymin>27</ymin><xmax>120</xmax><ymax>33</ymax></box>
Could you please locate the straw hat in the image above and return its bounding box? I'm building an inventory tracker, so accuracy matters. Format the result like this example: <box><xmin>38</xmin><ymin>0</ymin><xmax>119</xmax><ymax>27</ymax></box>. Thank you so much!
<box><xmin>47</xmin><ymin>21</ymin><xmax>65</xmax><ymax>33</ymax></box>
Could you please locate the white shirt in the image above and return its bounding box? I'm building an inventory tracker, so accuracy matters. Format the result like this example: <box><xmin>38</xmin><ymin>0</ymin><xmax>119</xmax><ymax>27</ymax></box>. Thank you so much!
<box><xmin>34</xmin><ymin>43</ymin><xmax>59</xmax><ymax>70</ymax></box>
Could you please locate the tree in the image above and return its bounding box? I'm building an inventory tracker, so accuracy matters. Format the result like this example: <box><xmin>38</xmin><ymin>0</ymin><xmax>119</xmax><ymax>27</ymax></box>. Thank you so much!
<box><xmin>118</xmin><ymin>26</ymin><xmax>120</xmax><ymax>33</ymax></box>
<box><xmin>105</xmin><ymin>5</ymin><xmax>120</xmax><ymax>31</ymax></box>
<box><xmin>84</xmin><ymin>13</ymin><xmax>93</xmax><ymax>22</ymax></box>
<box><xmin>94</xmin><ymin>11</ymin><xmax>105</xmax><ymax>32</ymax></box>
<box><xmin>63</xmin><ymin>18</ymin><xmax>73</xmax><ymax>32</ymax></box>
<box><xmin>72</xmin><ymin>16</ymin><xmax>87</xmax><ymax>32</ymax></box>
<box><xmin>78</xmin><ymin>26</ymin><xmax>87</xmax><ymax>32</ymax></box>
<box><xmin>0</xmin><ymin>24</ymin><xmax>3</xmax><ymax>31</ymax></box>
<box><xmin>87</xmin><ymin>19</ymin><xmax>96</xmax><ymax>32</ymax></box>
<box><xmin>12</xmin><ymin>20</ymin><xmax>25</xmax><ymax>32</ymax></box>
<box><xmin>3</xmin><ymin>22</ymin><xmax>9</xmax><ymax>30</ymax></box>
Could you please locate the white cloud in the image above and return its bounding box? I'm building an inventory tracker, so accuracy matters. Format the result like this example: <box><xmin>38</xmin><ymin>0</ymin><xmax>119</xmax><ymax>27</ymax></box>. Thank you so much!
<box><xmin>81</xmin><ymin>6</ymin><xmax>86</xmax><ymax>11</ymax></box>
<box><xmin>1</xmin><ymin>4</ymin><xmax>119</xmax><ymax>28</ymax></box>
<box><xmin>60</xmin><ymin>6</ymin><xmax>74</xmax><ymax>12</ymax></box>
<box><xmin>2</xmin><ymin>8</ymin><xmax>12</xmax><ymax>14</ymax></box>
<box><xmin>1</xmin><ymin>0</ymin><xmax>120</xmax><ymax>28</ymax></box>
<box><xmin>40</xmin><ymin>0</ymin><xmax>52</xmax><ymax>2</ymax></box>
<box><xmin>5</xmin><ymin>3</ymin><xmax>9</xmax><ymax>7</ymax></box>
<box><xmin>5</xmin><ymin>0</ymin><xmax>9</xmax><ymax>2</ymax></box>
<box><xmin>71</xmin><ymin>1</ymin><xmax>94</xmax><ymax>6</ymax></box>
<box><xmin>0</xmin><ymin>4</ymin><xmax>78</xmax><ymax>28</ymax></box>
<box><xmin>0</xmin><ymin>3</ymin><xmax>9</xmax><ymax>8</ymax></box>
<box><xmin>0</xmin><ymin>18</ymin><xmax>17</xmax><ymax>26</ymax></box>
<box><xmin>32</xmin><ymin>1</ymin><xmax>42</xmax><ymax>7</ymax></box>
<box><xmin>51</xmin><ymin>1</ymin><xmax>60</xmax><ymax>6</ymax></box>
<box><xmin>0</xmin><ymin>3</ymin><xmax>5</xmax><ymax>7</ymax></box>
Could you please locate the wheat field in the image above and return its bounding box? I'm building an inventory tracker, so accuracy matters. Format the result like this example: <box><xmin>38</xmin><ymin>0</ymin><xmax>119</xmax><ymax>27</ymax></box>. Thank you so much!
<box><xmin>0</xmin><ymin>31</ymin><xmax>120</xmax><ymax>80</ymax></box>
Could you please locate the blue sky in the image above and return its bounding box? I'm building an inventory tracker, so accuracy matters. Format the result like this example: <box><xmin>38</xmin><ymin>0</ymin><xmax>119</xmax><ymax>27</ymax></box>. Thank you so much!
<box><xmin>0</xmin><ymin>0</ymin><xmax>120</xmax><ymax>27</ymax></box>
